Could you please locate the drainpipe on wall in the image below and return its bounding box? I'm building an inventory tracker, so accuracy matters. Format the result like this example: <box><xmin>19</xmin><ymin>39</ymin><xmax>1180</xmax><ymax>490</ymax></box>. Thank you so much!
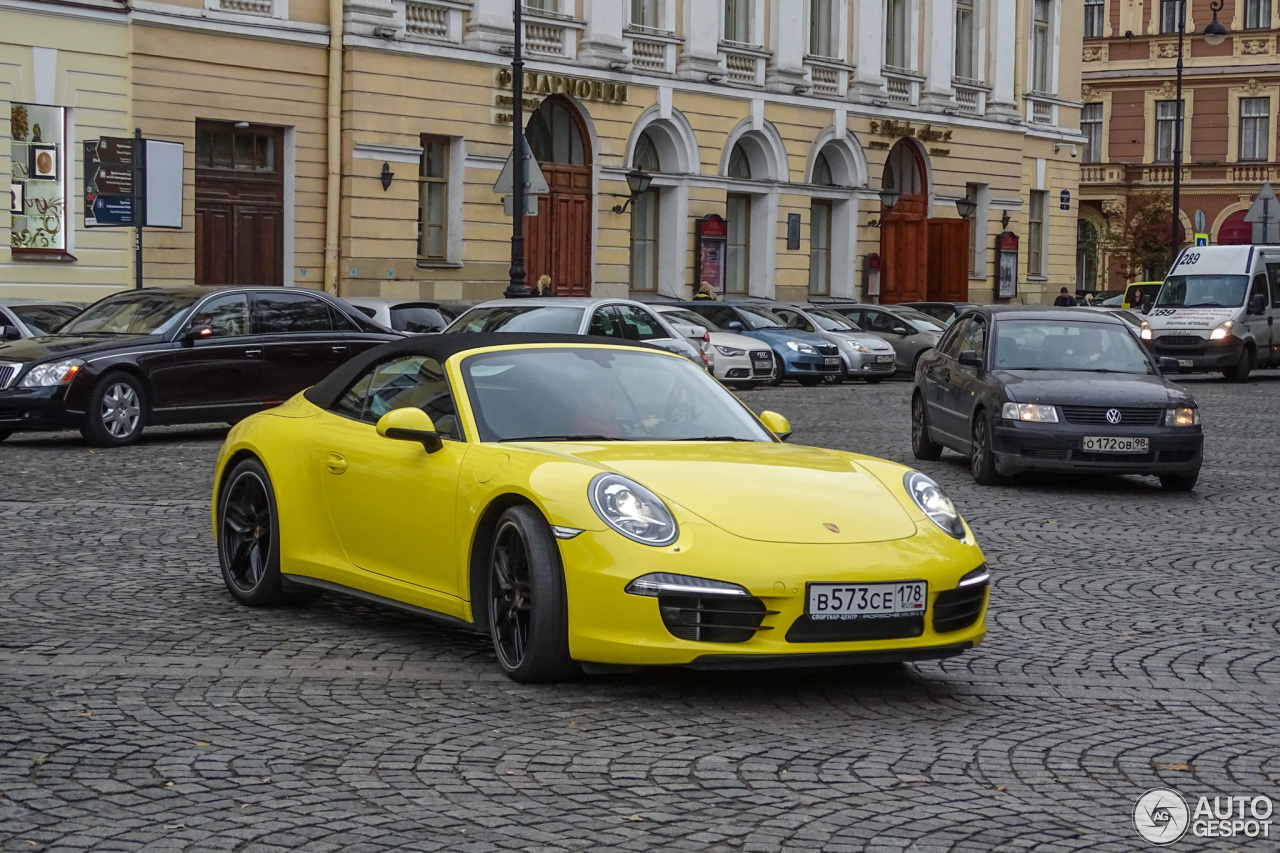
<box><xmin>323</xmin><ymin>0</ymin><xmax>343</xmax><ymax>295</ymax></box>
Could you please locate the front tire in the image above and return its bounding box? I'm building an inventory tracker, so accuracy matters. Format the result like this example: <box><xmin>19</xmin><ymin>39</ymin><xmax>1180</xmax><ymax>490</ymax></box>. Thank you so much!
<box><xmin>1223</xmin><ymin>347</ymin><xmax>1253</xmax><ymax>383</ymax></box>
<box><xmin>0</xmin><ymin>429</ymin><xmax>10</xmax><ymax>443</ymax></box>
<box><xmin>1160</xmin><ymin>472</ymin><xmax>1199</xmax><ymax>492</ymax></box>
<box><xmin>799</xmin><ymin>376</ymin><xmax>824</xmax><ymax>387</ymax></box>
<box><xmin>217</xmin><ymin>458</ymin><xmax>288</xmax><ymax>607</ymax></box>
<box><xmin>81</xmin><ymin>372</ymin><xmax>145</xmax><ymax>447</ymax></box>
<box><xmin>911</xmin><ymin>393</ymin><xmax>943</xmax><ymax>461</ymax></box>
<box><xmin>970</xmin><ymin>410</ymin><xmax>1003</xmax><ymax>486</ymax></box>
<box><xmin>487</xmin><ymin>505</ymin><xmax>577</xmax><ymax>684</ymax></box>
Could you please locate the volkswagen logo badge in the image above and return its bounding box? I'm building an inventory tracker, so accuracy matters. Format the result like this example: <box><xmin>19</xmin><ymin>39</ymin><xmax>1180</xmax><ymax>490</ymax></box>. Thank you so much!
<box><xmin>1106</xmin><ymin>408</ymin><xmax>1122</xmax><ymax>424</ymax></box>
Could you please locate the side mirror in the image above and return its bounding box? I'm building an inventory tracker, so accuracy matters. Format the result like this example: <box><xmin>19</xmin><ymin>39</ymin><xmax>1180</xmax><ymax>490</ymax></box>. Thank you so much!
<box><xmin>183</xmin><ymin>325</ymin><xmax>215</xmax><ymax>345</ymax></box>
<box><xmin>1158</xmin><ymin>356</ymin><xmax>1180</xmax><ymax>372</ymax></box>
<box><xmin>726</xmin><ymin>320</ymin><xmax>745</xmax><ymax>332</ymax></box>
<box><xmin>0</xmin><ymin>324</ymin><xmax>20</xmax><ymax>341</ymax></box>
<box><xmin>891</xmin><ymin>326</ymin><xmax>911</xmax><ymax>336</ymax></box>
<box><xmin>958</xmin><ymin>350</ymin><xmax>984</xmax><ymax>368</ymax></box>
<box><xmin>376</xmin><ymin>407</ymin><xmax>443</xmax><ymax>453</ymax></box>
<box><xmin>759</xmin><ymin>410</ymin><xmax>792</xmax><ymax>442</ymax></box>
<box><xmin>1249</xmin><ymin>293</ymin><xmax>1268</xmax><ymax>315</ymax></box>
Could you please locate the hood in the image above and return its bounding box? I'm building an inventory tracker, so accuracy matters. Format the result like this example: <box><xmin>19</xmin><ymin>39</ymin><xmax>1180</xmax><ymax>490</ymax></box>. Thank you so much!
<box><xmin>994</xmin><ymin>370</ymin><xmax>1194</xmax><ymax>407</ymax></box>
<box><xmin>528</xmin><ymin>442</ymin><xmax>918</xmax><ymax>544</ymax></box>
<box><xmin>708</xmin><ymin>332</ymin><xmax>771</xmax><ymax>351</ymax></box>
<box><xmin>0</xmin><ymin>333</ymin><xmax>162</xmax><ymax>366</ymax></box>
<box><xmin>743</xmin><ymin>328</ymin><xmax>833</xmax><ymax>348</ymax></box>
<box><xmin>826</xmin><ymin>331</ymin><xmax>895</xmax><ymax>351</ymax></box>
<box><xmin>1144</xmin><ymin>307</ymin><xmax>1239</xmax><ymax>332</ymax></box>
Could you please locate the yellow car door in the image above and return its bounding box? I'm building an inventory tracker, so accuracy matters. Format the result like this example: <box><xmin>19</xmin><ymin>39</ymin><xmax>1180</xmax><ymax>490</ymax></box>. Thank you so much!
<box><xmin>314</xmin><ymin>354</ymin><xmax>468</xmax><ymax>596</ymax></box>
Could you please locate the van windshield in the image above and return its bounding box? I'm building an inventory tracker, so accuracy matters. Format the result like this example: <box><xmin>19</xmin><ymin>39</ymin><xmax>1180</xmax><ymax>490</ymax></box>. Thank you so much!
<box><xmin>1156</xmin><ymin>275</ymin><xmax>1249</xmax><ymax>309</ymax></box>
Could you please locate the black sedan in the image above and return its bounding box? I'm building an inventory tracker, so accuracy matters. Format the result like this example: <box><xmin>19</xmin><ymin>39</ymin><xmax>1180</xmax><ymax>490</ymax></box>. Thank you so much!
<box><xmin>0</xmin><ymin>286</ymin><xmax>398</xmax><ymax>447</ymax></box>
<box><xmin>911</xmin><ymin>307</ymin><xmax>1203</xmax><ymax>490</ymax></box>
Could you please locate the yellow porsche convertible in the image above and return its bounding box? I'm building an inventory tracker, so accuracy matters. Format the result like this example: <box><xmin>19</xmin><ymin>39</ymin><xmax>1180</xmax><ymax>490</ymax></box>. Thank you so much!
<box><xmin>213</xmin><ymin>334</ymin><xmax>989</xmax><ymax>682</ymax></box>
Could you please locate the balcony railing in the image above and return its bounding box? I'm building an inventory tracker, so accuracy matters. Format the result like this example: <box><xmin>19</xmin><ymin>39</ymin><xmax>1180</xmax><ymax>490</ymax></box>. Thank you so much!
<box><xmin>1025</xmin><ymin>95</ymin><xmax>1056</xmax><ymax>126</ymax></box>
<box><xmin>953</xmin><ymin>79</ymin><xmax>988</xmax><ymax>116</ymax></box>
<box><xmin>721</xmin><ymin>41</ymin><xmax>768</xmax><ymax>86</ymax></box>
<box><xmin>882</xmin><ymin>67</ymin><xmax>921</xmax><ymax>106</ymax></box>
<box><xmin>1080</xmin><ymin>162</ymin><xmax>1280</xmax><ymax>188</ymax></box>
<box><xmin>627</xmin><ymin>28</ymin><xmax>679</xmax><ymax>74</ymax></box>
<box><xmin>215</xmin><ymin>0</ymin><xmax>275</xmax><ymax>14</ymax></box>
<box><xmin>805</xmin><ymin>57</ymin><xmax>850</xmax><ymax>98</ymax></box>
<box><xmin>1231</xmin><ymin>164</ymin><xmax>1276</xmax><ymax>182</ymax></box>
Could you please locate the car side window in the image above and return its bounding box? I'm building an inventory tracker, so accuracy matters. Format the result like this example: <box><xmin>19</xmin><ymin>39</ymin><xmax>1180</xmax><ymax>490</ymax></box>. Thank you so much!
<box><xmin>332</xmin><ymin>355</ymin><xmax>462</xmax><ymax>440</ymax></box>
<box><xmin>587</xmin><ymin>307</ymin><xmax>623</xmax><ymax>338</ymax></box>
<box><xmin>614</xmin><ymin>305</ymin><xmax>664</xmax><ymax>341</ymax></box>
<box><xmin>774</xmin><ymin>309</ymin><xmax>813</xmax><ymax>332</ymax></box>
<box><xmin>254</xmin><ymin>292</ymin><xmax>335</xmax><ymax>334</ymax></box>
<box><xmin>937</xmin><ymin>319</ymin><xmax>968</xmax><ymax>358</ymax></box>
<box><xmin>959</xmin><ymin>318</ymin><xmax>986</xmax><ymax>357</ymax></box>
<box><xmin>188</xmin><ymin>293</ymin><xmax>251</xmax><ymax>337</ymax></box>
<box><xmin>864</xmin><ymin>310</ymin><xmax>899</xmax><ymax>333</ymax></box>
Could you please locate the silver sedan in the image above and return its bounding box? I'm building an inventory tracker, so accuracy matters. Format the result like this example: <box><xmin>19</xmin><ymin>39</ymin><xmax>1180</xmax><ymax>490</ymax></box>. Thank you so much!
<box><xmin>821</xmin><ymin>303</ymin><xmax>946</xmax><ymax>375</ymax></box>
<box><xmin>770</xmin><ymin>304</ymin><xmax>897</xmax><ymax>383</ymax></box>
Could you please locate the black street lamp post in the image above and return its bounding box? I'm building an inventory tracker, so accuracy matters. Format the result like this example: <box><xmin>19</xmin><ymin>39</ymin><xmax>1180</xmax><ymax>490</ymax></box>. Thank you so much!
<box><xmin>1171</xmin><ymin>0</ymin><xmax>1228</xmax><ymax>265</ymax></box>
<box><xmin>504</xmin><ymin>1</ymin><xmax>532</xmax><ymax>298</ymax></box>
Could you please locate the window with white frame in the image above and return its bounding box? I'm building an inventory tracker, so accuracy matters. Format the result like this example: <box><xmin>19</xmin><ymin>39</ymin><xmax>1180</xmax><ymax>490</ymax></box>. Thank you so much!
<box><xmin>1084</xmin><ymin>0</ymin><xmax>1105</xmax><ymax>37</ymax></box>
<box><xmin>9</xmin><ymin>103</ymin><xmax>67</xmax><ymax>253</ymax></box>
<box><xmin>524</xmin><ymin>0</ymin><xmax>557</xmax><ymax>12</ymax></box>
<box><xmin>809</xmin><ymin>201</ymin><xmax>832</xmax><ymax>295</ymax></box>
<box><xmin>630</xmin><ymin>133</ymin><xmax>660</xmax><ymax>291</ymax></box>
<box><xmin>418</xmin><ymin>135</ymin><xmax>449</xmax><ymax>261</ymax></box>
<box><xmin>885</xmin><ymin>0</ymin><xmax>909</xmax><ymax>68</ymax></box>
<box><xmin>726</xmin><ymin>194</ymin><xmax>751</xmax><ymax>294</ymax></box>
<box><xmin>630</xmin><ymin>0</ymin><xmax>661</xmax><ymax>29</ymax></box>
<box><xmin>810</xmin><ymin>0</ymin><xmax>835</xmax><ymax>57</ymax></box>
<box><xmin>955</xmin><ymin>0</ymin><xmax>976</xmax><ymax>79</ymax></box>
<box><xmin>1159</xmin><ymin>0</ymin><xmax>1181</xmax><ymax>34</ymax></box>
<box><xmin>1082</xmin><ymin>103</ymin><xmax>1103</xmax><ymax>163</ymax></box>
<box><xmin>1032</xmin><ymin>0</ymin><xmax>1052</xmax><ymax>93</ymax></box>
<box><xmin>1028</xmin><ymin>191</ymin><xmax>1046</xmax><ymax>277</ymax></box>
<box><xmin>1155</xmin><ymin>100</ymin><xmax>1181</xmax><ymax>162</ymax></box>
<box><xmin>724</xmin><ymin>0</ymin><xmax>751</xmax><ymax>42</ymax></box>
<box><xmin>1245</xmin><ymin>0</ymin><xmax>1271</xmax><ymax>29</ymax></box>
<box><xmin>1241</xmin><ymin>97</ymin><xmax>1270</xmax><ymax>161</ymax></box>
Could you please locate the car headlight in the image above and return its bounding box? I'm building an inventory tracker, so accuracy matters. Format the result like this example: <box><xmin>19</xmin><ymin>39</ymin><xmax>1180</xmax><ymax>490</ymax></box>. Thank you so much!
<box><xmin>625</xmin><ymin>573</ymin><xmax>750</xmax><ymax>597</ymax></box>
<box><xmin>18</xmin><ymin>358</ymin><xmax>84</xmax><ymax>388</ymax></box>
<box><xmin>904</xmin><ymin>472</ymin><xmax>966</xmax><ymax>539</ymax></box>
<box><xmin>1165</xmin><ymin>407</ymin><xmax>1200</xmax><ymax>426</ymax></box>
<box><xmin>848</xmin><ymin>342</ymin><xmax>872</xmax><ymax>353</ymax></box>
<box><xmin>715</xmin><ymin>345</ymin><xmax>746</xmax><ymax>357</ymax></box>
<box><xmin>588</xmin><ymin>473</ymin><xmax>678</xmax><ymax>546</ymax></box>
<box><xmin>1001</xmin><ymin>402</ymin><xmax>1059</xmax><ymax>423</ymax></box>
<box><xmin>1140</xmin><ymin>322</ymin><xmax>1152</xmax><ymax>341</ymax></box>
<box><xmin>1209</xmin><ymin>320</ymin><xmax>1233</xmax><ymax>341</ymax></box>
<box><xmin>786</xmin><ymin>341</ymin><xmax>817</xmax><ymax>354</ymax></box>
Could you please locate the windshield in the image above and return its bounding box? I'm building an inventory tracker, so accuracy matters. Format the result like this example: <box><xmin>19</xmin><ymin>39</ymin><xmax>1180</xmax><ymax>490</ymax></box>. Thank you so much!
<box><xmin>461</xmin><ymin>347</ymin><xmax>773</xmax><ymax>442</ymax></box>
<box><xmin>60</xmin><ymin>292</ymin><xmax>197</xmax><ymax>336</ymax></box>
<box><xmin>736</xmin><ymin>306</ymin><xmax>789</xmax><ymax>330</ymax></box>
<box><xmin>662</xmin><ymin>309</ymin><xmax>722</xmax><ymax>331</ymax></box>
<box><xmin>806</xmin><ymin>308</ymin><xmax>860</xmax><ymax>332</ymax></box>
<box><xmin>390</xmin><ymin>304</ymin><xmax>450</xmax><ymax>333</ymax></box>
<box><xmin>1156</xmin><ymin>275</ymin><xmax>1249</xmax><ymax>308</ymax></box>
<box><xmin>10</xmin><ymin>304</ymin><xmax>79</xmax><ymax>335</ymax></box>
<box><xmin>446</xmin><ymin>306</ymin><xmax>585</xmax><ymax>334</ymax></box>
<box><xmin>993</xmin><ymin>320</ymin><xmax>1154</xmax><ymax>374</ymax></box>
<box><xmin>890</xmin><ymin>307</ymin><xmax>946</xmax><ymax>332</ymax></box>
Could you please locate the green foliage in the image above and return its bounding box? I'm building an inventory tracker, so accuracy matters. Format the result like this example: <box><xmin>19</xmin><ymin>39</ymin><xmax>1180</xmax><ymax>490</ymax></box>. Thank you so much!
<box><xmin>1102</xmin><ymin>192</ymin><xmax>1181</xmax><ymax>282</ymax></box>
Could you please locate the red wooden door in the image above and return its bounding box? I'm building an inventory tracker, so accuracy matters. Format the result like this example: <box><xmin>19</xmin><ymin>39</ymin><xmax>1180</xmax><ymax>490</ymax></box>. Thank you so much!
<box><xmin>880</xmin><ymin>195</ymin><xmax>928</xmax><ymax>303</ymax></box>
<box><xmin>927</xmin><ymin>219</ymin><xmax>971</xmax><ymax>302</ymax></box>
<box><xmin>525</xmin><ymin>164</ymin><xmax>592</xmax><ymax>296</ymax></box>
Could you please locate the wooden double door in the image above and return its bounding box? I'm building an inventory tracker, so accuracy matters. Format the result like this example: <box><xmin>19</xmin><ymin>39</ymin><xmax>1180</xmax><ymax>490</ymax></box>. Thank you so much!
<box><xmin>194</xmin><ymin>122</ymin><xmax>284</xmax><ymax>286</ymax></box>
<box><xmin>525</xmin><ymin>163</ymin><xmax>592</xmax><ymax>297</ymax></box>
<box><xmin>880</xmin><ymin>194</ymin><xmax>970</xmax><ymax>303</ymax></box>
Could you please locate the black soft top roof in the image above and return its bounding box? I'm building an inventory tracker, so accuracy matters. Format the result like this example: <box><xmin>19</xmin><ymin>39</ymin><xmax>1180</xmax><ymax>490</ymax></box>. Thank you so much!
<box><xmin>303</xmin><ymin>332</ymin><xmax>654</xmax><ymax>410</ymax></box>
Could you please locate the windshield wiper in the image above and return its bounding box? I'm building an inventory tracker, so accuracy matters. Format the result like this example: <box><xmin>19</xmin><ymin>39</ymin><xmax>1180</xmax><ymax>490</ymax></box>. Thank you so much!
<box><xmin>498</xmin><ymin>434</ymin><xmax>633</xmax><ymax>442</ymax></box>
<box><xmin>670</xmin><ymin>435</ymin><xmax>756</xmax><ymax>442</ymax></box>
<box><xmin>1184</xmin><ymin>302</ymin><xmax>1225</xmax><ymax>308</ymax></box>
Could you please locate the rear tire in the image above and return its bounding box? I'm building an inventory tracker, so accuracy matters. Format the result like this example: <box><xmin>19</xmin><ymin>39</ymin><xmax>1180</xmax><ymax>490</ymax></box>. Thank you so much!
<box><xmin>1160</xmin><ymin>472</ymin><xmax>1199</xmax><ymax>492</ymax></box>
<box><xmin>487</xmin><ymin>505</ymin><xmax>578</xmax><ymax>684</ymax></box>
<box><xmin>217</xmin><ymin>458</ymin><xmax>288</xmax><ymax>607</ymax></box>
<box><xmin>81</xmin><ymin>372</ymin><xmax>146</xmax><ymax>447</ymax></box>
<box><xmin>969</xmin><ymin>411</ymin><xmax>1003</xmax><ymax>486</ymax></box>
<box><xmin>911</xmin><ymin>394</ymin><xmax>943</xmax><ymax>461</ymax></box>
<box><xmin>1223</xmin><ymin>348</ymin><xmax>1253</xmax><ymax>383</ymax></box>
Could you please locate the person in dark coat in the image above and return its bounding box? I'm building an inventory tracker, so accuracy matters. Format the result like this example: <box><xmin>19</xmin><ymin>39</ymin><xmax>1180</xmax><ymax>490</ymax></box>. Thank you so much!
<box><xmin>1053</xmin><ymin>287</ymin><xmax>1077</xmax><ymax>307</ymax></box>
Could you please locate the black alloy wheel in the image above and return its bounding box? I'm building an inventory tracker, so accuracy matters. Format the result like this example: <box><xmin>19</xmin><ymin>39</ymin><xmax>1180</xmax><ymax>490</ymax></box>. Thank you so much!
<box><xmin>218</xmin><ymin>458</ymin><xmax>288</xmax><ymax>606</ymax></box>
<box><xmin>969</xmin><ymin>411</ymin><xmax>1003</xmax><ymax>486</ymax></box>
<box><xmin>911</xmin><ymin>393</ymin><xmax>944</xmax><ymax>461</ymax></box>
<box><xmin>81</xmin><ymin>372</ymin><xmax>146</xmax><ymax>447</ymax></box>
<box><xmin>487</xmin><ymin>505</ymin><xmax>576</xmax><ymax>683</ymax></box>
<box><xmin>1224</xmin><ymin>348</ymin><xmax>1253</xmax><ymax>383</ymax></box>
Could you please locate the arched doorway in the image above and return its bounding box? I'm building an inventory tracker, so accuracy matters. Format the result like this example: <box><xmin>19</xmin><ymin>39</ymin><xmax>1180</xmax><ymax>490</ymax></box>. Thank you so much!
<box><xmin>1217</xmin><ymin>210</ymin><xmax>1250</xmax><ymax>245</ymax></box>
<box><xmin>526</xmin><ymin>97</ymin><xmax>592</xmax><ymax>296</ymax></box>
<box><xmin>880</xmin><ymin>140</ymin><xmax>929</xmax><ymax>303</ymax></box>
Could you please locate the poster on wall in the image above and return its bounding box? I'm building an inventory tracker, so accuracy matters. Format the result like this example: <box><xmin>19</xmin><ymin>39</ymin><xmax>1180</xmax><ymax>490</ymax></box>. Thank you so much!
<box><xmin>996</xmin><ymin>232</ymin><xmax>1019</xmax><ymax>299</ymax></box>
<box><xmin>29</xmin><ymin>144</ymin><xmax>58</xmax><ymax>180</ymax></box>
<box><xmin>695</xmin><ymin>214</ymin><xmax>728</xmax><ymax>293</ymax></box>
<box><xmin>9</xmin><ymin>181</ymin><xmax>23</xmax><ymax>215</ymax></box>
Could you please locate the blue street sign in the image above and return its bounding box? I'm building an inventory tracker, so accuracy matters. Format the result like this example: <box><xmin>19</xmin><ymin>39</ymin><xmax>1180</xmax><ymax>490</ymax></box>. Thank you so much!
<box><xmin>1059</xmin><ymin>189</ymin><xmax>1071</xmax><ymax>211</ymax></box>
<box><xmin>1195</xmin><ymin>233</ymin><xmax>1208</xmax><ymax>247</ymax></box>
<box><xmin>89</xmin><ymin>195</ymin><xmax>135</xmax><ymax>226</ymax></box>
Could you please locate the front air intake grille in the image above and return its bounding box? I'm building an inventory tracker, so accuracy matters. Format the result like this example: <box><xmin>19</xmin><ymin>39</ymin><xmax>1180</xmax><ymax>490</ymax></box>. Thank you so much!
<box><xmin>1061</xmin><ymin>406</ymin><xmax>1163</xmax><ymax>426</ymax></box>
<box><xmin>657</xmin><ymin>594</ymin><xmax>769</xmax><ymax>643</ymax></box>
<box><xmin>1159</xmin><ymin>448</ymin><xmax>1200</xmax><ymax>463</ymax></box>
<box><xmin>1074</xmin><ymin>450</ymin><xmax>1157</xmax><ymax>464</ymax></box>
<box><xmin>816</xmin><ymin>344</ymin><xmax>839</xmax><ymax>356</ymax></box>
<box><xmin>786</xmin><ymin>614</ymin><xmax>924</xmax><ymax>643</ymax></box>
<box><xmin>1157</xmin><ymin>335</ymin><xmax>1206</xmax><ymax>348</ymax></box>
<box><xmin>932</xmin><ymin>584</ymin><xmax>988</xmax><ymax>634</ymax></box>
<box><xmin>1021</xmin><ymin>447</ymin><xmax>1069</xmax><ymax>460</ymax></box>
<box><xmin>0</xmin><ymin>363</ymin><xmax>19</xmax><ymax>390</ymax></box>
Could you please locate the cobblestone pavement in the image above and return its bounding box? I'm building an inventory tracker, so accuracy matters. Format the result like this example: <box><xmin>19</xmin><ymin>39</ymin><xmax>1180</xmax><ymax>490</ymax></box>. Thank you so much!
<box><xmin>2</xmin><ymin>376</ymin><xmax>1278</xmax><ymax>852</ymax></box>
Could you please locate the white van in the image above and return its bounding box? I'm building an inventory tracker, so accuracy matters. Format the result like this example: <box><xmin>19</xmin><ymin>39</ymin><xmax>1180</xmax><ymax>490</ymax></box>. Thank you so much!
<box><xmin>1142</xmin><ymin>244</ymin><xmax>1280</xmax><ymax>381</ymax></box>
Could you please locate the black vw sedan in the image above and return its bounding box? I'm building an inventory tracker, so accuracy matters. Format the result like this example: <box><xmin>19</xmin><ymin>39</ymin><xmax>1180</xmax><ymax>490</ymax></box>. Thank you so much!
<box><xmin>912</xmin><ymin>307</ymin><xmax>1204</xmax><ymax>491</ymax></box>
<box><xmin>0</xmin><ymin>286</ymin><xmax>398</xmax><ymax>447</ymax></box>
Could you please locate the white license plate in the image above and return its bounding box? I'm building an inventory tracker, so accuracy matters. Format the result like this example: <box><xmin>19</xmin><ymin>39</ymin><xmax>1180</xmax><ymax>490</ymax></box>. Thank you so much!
<box><xmin>824</xmin><ymin>357</ymin><xmax>840</xmax><ymax>366</ymax></box>
<box><xmin>876</xmin><ymin>354</ymin><xmax>895</xmax><ymax>364</ymax></box>
<box><xmin>1177</xmin><ymin>359</ymin><xmax>1193</xmax><ymax>368</ymax></box>
<box><xmin>807</xmin><ymin>581</ymin><xmax>927</xmax><ymax>620</ymax></box>
<box><xmin>1082</xmin><ymin>436</ymin><xmax>1149</xmax><ymax>453</ymax></box>
<box><xmin>752</xmin><ymin>360</ymin><xmax>771</xmax><ymax>370</ymax></box>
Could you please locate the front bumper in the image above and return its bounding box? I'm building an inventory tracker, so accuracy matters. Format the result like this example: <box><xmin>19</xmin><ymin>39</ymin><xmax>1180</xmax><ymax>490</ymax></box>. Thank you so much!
<box><xmin>778</xmin><ymin>350</ymin><xmax>842</xmax><ymax>378</ymax></box>
<box><xmin>992</xmin><ymin>418</ymin><xmax>1203</xmax><ymax>476</ymax></box>
<box><xmin>557</xmin><ymin>523</ymin><xmax>988</xmax><ymax>668</ymax></box>
<box><xmin>0</xmin><ymin>385</ymin><xmax>81</xmax><ymax>432</ymax></box>
<box><xmin>843</xmin><ymin>351</ymin><xmax>898</xmax><ymax>377</ymax></box>
<box><xmin>1150</xmin><ymin>335</ymin><xmax>1243</xmax><ymax>371</ymax></box>
<box><xmin>717</xmin><ymin>349</ymin><xmax>776</xmax><ymax>384</ymax></box>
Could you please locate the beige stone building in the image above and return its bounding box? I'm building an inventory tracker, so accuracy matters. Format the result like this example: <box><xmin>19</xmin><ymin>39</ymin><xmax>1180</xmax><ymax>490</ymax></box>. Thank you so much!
<box><xmin>5</xmin><ymin>0</ymin><xmax>1085</xmax><ymax>306</ymax></box>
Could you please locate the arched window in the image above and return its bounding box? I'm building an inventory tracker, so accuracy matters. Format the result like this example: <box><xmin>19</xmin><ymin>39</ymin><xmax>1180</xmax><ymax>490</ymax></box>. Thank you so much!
<box><xmin>728</xmin><ymin>144</ymin><xmax>752</xmax><ymax>180</ymax></box>
<box><xmin>812</xmin><ymin>150</ymin><xmax>833</xmax><ymax>186</ymax></box>
<box><xmin>527</xmin><ymin>99</ymin><xmax>587</xmax><ymax>165</ymax></box>
<box><xmin>1218</xmin><ymin>210</ymin><xmax>1251</xmax><ymax>245</ymax></box>
<box><xmin>633</xmin><ymin>132</ymin><xmax>660</xmax><ymax>172</ymax></box>
<box><xmin>884</xmin><ymin>140</ymin><xmax>925</xmax><ymax>195</ymax></box>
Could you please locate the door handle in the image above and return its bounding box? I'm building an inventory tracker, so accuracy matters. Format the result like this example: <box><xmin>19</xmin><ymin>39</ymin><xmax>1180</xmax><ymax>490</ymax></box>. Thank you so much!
<box><xmin>244</xmin><ymin>349</ymin><xmax>262</xmax><ymax>357</ymax></box>
<box><xmin>331</xmin><ymin>345</ymin><xmax>348</xmax><ymax>354</ymax></box>
<box><xmin>326</xmin><ymin>452</ymin><xmax>348</xmax><ymax>475</ymax></box>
